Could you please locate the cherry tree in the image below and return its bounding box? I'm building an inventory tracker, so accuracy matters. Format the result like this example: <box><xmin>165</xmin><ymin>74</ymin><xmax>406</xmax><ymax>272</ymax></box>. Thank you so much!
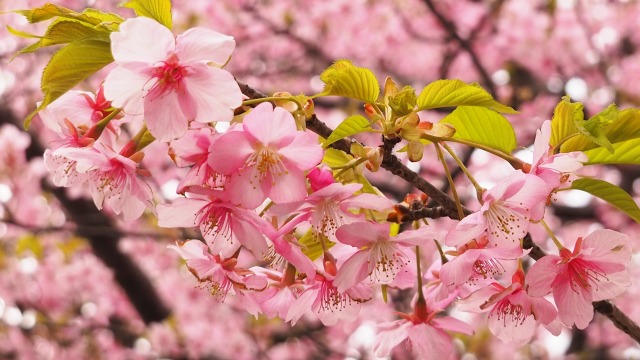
<box><xmin>1</xmin><ymin>0</ymin><xmax>640</xmax><ymax>359</ymax></box>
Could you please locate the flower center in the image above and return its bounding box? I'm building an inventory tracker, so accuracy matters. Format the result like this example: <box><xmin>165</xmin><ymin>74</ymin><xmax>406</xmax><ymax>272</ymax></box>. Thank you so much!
<box><xmin>147</xmin><ymin>56</ymin><xmax>188</xmax><ymax>100</ymax></box>
<box><xmin>472</xmin><ymin>258</ymin><xmax>505</xmax><ymax>280</ymax></box>
<box><xmin>493</xmin><ymin>299</ymin><xmax>526</xmax><ymax>326</ymax></box>
<box><xmin>370</xmin><ymin>241</ymin><xmax>409</xmax><ymax>283</ymax></box>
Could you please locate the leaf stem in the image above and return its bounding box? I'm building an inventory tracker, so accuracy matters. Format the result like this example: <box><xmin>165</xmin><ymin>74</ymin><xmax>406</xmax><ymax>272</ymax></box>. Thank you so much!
<box><xmin>540</xmin><ymin>218</ymin><xmax>564</xmax><ymax>250</ymax></box>
<box><xmin>441</xmin><ymin>142</ymin><xmax>485</xmax><ymax>204</ymax></box>
<box><xmin>434</xmin><ymin>143</ymin><xmax>465</xmax><ymax>219</ymax></box>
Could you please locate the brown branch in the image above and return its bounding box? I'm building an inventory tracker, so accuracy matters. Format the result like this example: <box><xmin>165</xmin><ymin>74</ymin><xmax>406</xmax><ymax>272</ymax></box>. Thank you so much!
<box><xmin>0</xmin><ymin>109</ymin><xmax>170</xmax><ymax>324</ymax></box>
<box><xmin>422</xmin><ymin>0</ymin><xmax>496</xmax><ymax>96</ymax></box>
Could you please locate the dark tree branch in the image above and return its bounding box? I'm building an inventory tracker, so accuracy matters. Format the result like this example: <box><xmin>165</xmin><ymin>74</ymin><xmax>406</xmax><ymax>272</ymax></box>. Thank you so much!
<box><xmin>0</xmin><ymin>109</ymin><xmax>170</xmax><ymax>324</ymax></box>
<box><xmin>422</xmin><ymin>0</ymin><xmax>496</xmax><ymax>96</ymax></box>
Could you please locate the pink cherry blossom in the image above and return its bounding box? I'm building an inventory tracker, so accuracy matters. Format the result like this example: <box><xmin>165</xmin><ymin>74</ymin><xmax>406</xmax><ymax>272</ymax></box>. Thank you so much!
<box><xmin>61</xmin><ymin>142</ymin><xmax>153</xmax><ymax>221</ymax></box>
<box><xmin>270</xmin><ymin>181</ymin><xmax>393</xmax><ymax>241</ymax></box>
<box><xmin>157</xmin><ymin>188</ymin><xmax>271</xmax><ymax>258</ymax></box>
<box><xmin>374</xmin><ymin>295</ymin><xmax>473</xmax><ymax>360</ymax></box>
<box><xmin>169</xmin><ymin>240</ymin><xmax>267</xmax><ymax>302</ymax></box>
<box><xmin>438</xmin><ymin>236</ymin><xmax>525</xmax><ymax>300</ymax></box>
<box><xmin>446</xmin><ymin>170</ymin><xmax>549</xmax><ymax>248</ymax></box>
<box><xmin>526</xmin><ymin>120</ymin><xmax>587</xmax><ymax>191</ymax></box>
<box><xmin>168</xmin><ymin>127</ymin><xmax>225</xmax><ymax>194</ymax></box>
<box><xmin>209</xmin><ymin>103</ymin><xmax>324</xmax><ymax>208</ymax></box>
<box><xmin>103</xmin><ymin>17</ymin><xmax>243</xmax><ymax>142</ymax></box>
<box><xmin>333</xmin><ymin>222</ymin><xmax>443</xmax><ymax>293</ymax></box>
<box><xmin>286</xmin><ymin>272</ymin><xmax>373</xmax><ymax>326</ymax></box>
<box><xmin>526</xmin><ymin>229</ymin><xmax>632</xmax><ymax>329</ymax></box>
<box><xmin>458</xmin><ymin>270</ymin><xmax>560</xmax><ymax>346</ymax></box>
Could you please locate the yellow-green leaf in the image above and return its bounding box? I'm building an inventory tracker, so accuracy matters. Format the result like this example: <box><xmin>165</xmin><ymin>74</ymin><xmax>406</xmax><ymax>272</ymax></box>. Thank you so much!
<box><xmin>323</xmin><ymin>115</ymin><xmax>372</xmax><ymax>147</ymax></box>
<box><xmin>572</xmin><ymin>104</ymin><xmax>616</xmax><ymax>153</ymax></box>
<box><xmin>298</xmin><ymin>229</ymin><xmax>334</xmax><ymax>261</ymax></box>
<box><xmin>13</xmin><ymin>20</ymin><xmax>111</xmax><ymax>55</ymax></box>
<box><xmin>318</xmin><ymin>60</ymin><xmax>380</xmax><ymax>103</ymax></box>
<box><xmin>14</xmin><ymin>4</ymin><xmax>122</xmax><ymax>29</ymax></box>
<box><xmin>440</xmin><ymin>106</ymin><xmax>517</xmax><ymax>154</ymax></box>
<box><xmin>416</xmin><ymin>80</ymin><xmax>516</xmax><ymax>113</ymax></box>
<box><xmin>24</xmin><ymin>39</ymin><xmax>114</xmax><ymax>128</ymax></box>
<box><xmin>561</xmin><ymin>108</ymin><xmax>640</xmax><ymax>152</ymax></box>
<box><xmin>550</xmin><ymin>96</ymin><xmax>582</xmax><ymax>147</ymax></box>
<box><xmin>572</xmin><ymin>178</ymin><xmax>640</xmax><ymax>223</ymax></box>
<box><xmin>388</xmin><ymin>85</ymin><xmax>417</xmax><ymax>116</ymax></box>
<box><xmin>583</xmin><ymin>138</ymin><xmax>640</xmax><ymax>165</ymax></box>
<box><xmin>323</xmin><ymin>148</ymin><xmax>381</xmax><ymax>195</ymax></box>
<box><xmin>121</xmin><ymin>0</ymin><xmax>173</xmax><ymax>29</ymax></box>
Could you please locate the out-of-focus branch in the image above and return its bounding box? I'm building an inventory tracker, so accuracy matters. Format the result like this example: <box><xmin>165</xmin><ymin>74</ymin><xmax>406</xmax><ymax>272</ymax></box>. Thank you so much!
<box><xmin>0</xmin><ymin>109</ymin><xmax>170</xmax><ymax>325</ymax></box>
<box><xmin>422</xmin><ymin>0</ymin><xmax>496</xmax><ymax>96</ymax></box>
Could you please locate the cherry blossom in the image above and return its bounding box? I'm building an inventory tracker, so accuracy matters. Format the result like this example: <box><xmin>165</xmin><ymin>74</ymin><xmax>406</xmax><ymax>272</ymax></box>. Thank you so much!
<box><xmin>333</xmin><ymin>222</ymin><xmax>443</xmax><ymax>293</ymax></box>
<box><xmin>446</xmin><ymin>170</ymin><xmax>549</xmax><ymax>248</ymax></box>
<box><xmin>103</xmin><ymin>17</ymin><xmax>243</xmax><ymax>142</ymax></box>
<box><xmin>209</xmin><ymin>102</ymin><xmax>324</xmax><ymax>208</ymax></box>
<box><xmin>438</xmin><ymin>236</ymin><xmax>525</xmax><ymax>300</ymax></box>
<box><xmin>61</xmin><ymin>142</ymin><xmax>153</xmax><ymax>221</ymax></box>
<box><xmin>158</xmin><ymin>188</ymin><xmax>271</xmax><ymax>257</ymax></box>
<box><xmin>526</xmin><ymin>229</ymin><xmax>632</xmax><ymax>329</ymax></box>
<box><xmin>525</xmin><ymin>120</ymin><xmax>588</xmax><ymax>191</ymax></box>
<box><xmin>458</xmin><ymin>269</ymin><xmax>560</xmax><ymax>346</ymax></box>
<box><xmin>374</xmin><ymin>294</ymin><xmax>474</xmax><ymax>360</ymax></box>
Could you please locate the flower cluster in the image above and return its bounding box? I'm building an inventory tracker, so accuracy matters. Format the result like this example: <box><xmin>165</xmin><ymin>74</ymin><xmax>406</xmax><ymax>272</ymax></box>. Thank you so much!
<box><xmin>33</xmin><ymin>13</ymin><xmax>635</xmax><ymax>360</ymax></box>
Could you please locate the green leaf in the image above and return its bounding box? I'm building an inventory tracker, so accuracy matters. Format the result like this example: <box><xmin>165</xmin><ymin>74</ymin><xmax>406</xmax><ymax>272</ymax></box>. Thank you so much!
<box><xmin>323</xmin><ymin>115</ymin><xmax>372</xmax><ymax>147</ymax></box>
<box><xmin>583</xmin><ymin>138</ymin><xmax>640</xmax><ymax>165</ymax></box>
<box><xmin>14</xmin><ymin>4</ymin><xmax>122</xmax><ymax>29</ymax></box>
<box><xmin>318</xmin><ymin>60</ymin><xmax>380</xmax><ymax>103</ymax></box>
<box><xmin>416</xmin><ymin>80</ymin><xmax>517</xmax><ymax>113</ymax></box>
<box><xmin>561</xmin><ymin>108</ymin><xmax>640</xmax><ymax>152</ymax></box>
<box><xmin>571</xmin><ymin>178</ymin><xmax>640</xmax><ymax>223</ymax></box>
<box><xmin>571</xmin><ymin>104</ymin><xmax>616</xmax><ymax>153</ymax></box>
<box><xmin>322</xmin><ymin>148</ymin><xmax>381</xmax><ymax>195</ymax></box>
<box><xmin>12</xmin><ymin>19</ymin><xmax>111</xmax><ymax>55</ymax></box>
<box><xmin>550</xmin><ymin>96</ymin><xmax>582</xmax><ymax>147</ymax></box>
<box><xmin>298</xmin><ymin>229</ymin><xmax>334</xmax><ymax>261</ymax></box>
<box><xmin>440</xmin><ymin>106</ymin><xmax>517</xmax><ymax>154</ymax></box>
<box><xmin>121</xmin><ymin>0</ymin><xmax>173</xmax><ymax>29</ymax></box>
<box><xmin>388</xmin><ymin>85</ymin><xmax>417</xmax><ymax>116</ymax></box>
<box><xmin>24</xmin><ymin>39</ymin><xmax>114</xmax><ymax>128</ymax></box>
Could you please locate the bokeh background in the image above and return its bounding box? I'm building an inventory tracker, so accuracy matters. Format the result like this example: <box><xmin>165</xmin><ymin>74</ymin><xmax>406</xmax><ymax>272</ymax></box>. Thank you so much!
<box><xmin>1</xmin><ymin>0</ymin><xmax>640</xmax><ymax>358</ymax></box>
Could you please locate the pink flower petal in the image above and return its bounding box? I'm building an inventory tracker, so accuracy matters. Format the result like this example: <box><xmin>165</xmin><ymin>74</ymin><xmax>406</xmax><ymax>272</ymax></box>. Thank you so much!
<box><xmin>110</xmin><ymin>17</ymin><xmax>174</xmax><ymax>65</ymax></box>
<box><xmin>335</xmin><ymin>222</ymin><xmax>386</xmax><ymax>248</ymax></box>
<box><xmin>103</xmin><ymin>65</ymin><xmax>150</xmax><ymax>115</ymax></box>
<box><xmin>525</xmin><ymin>255</ymin><xmax>559</xmax><ymax>297</ymax></box>
<box><xmin>144</xmin><ymin>91</ymin><xmax>188</xmax><ymax>142</ymax></box>
<box><xmin>333</xmin><ymin>250</ymin><xmax>372</xmax><ymax>293</ymax></box>
<box><xmin>243</xmin><ymin>103</ymin><xmax>296</xmax><ymax>148</ymax></box>
<box><xmin>176</xmin><ymin>27</ymin><xmax>235</xmax><ymax>65</ymax></box>
<box><xmin>183</xmin><ymin>65</ymin><xmax>242</xmax><ymax>123</ymax></box>
<box><xmin>553</xmin><ymin>277</ymin><xmax>594</xmax><ymax>329</ymax></box>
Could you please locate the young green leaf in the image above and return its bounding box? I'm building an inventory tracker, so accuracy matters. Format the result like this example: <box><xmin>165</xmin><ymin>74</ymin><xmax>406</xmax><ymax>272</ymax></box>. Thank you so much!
<box><xmin>561</xmin><ymin>108</ymin><xmax>640</xmax><ymax>152</ymax></box>
<box><xmin>570</xmin><ymin>104</ymin><xmax>616</xmax><ymax>153</ymax></box>
<box><xmin>583</xmin><ymin>138</ymin><xmax>640</xmax><ymax>165</ymax></box>
<box><xmin>121</xmin><ymin>0</ymin><xmax>173</xmax><ymax>29</ymax></box>
<box><xmin>416</xmin><ymin>79</ymin><xmax>516</xmax><ymax>113</ymax></box>
<box><xmin>439</xmin><ymin>106</ymin><xmax>517</xmax><ymax>154</ymax></box>
<box><xmin>318</xmin><ymin>60</ymin><xmax>380</xmax><ymax>103</ymax></box>
<box><xmin>388</xmin><ymin>85</ymin><xmax>417</xmax><ymax>116</ymax></box>
<box><xmin>14</xmin><ymin>4</ymin><xmax>122</xmax><ymax>29</ymax></box>
<box><xmin>11</xmin><ymin>19</ymin><xmax>111</xmax><ymax>55</ymax></box>
<box><xmin>571</xmin><ymin>178</ymin><xmax>640</xmax><ymax>223</ymax></box>
<box><xmin>549</xmin><ymin>96</ymin><xmax>583</xmax><ymax>147</ymax></box>
<box><xmin>24</xmin><ymin>39</ymin><xmax>114</xmax><ymax>128</ymax></box>
<box><xmin>298</xmin><ymin>229</ymin><xmax>334</xmax><ymax>261</ymax></box>
<box><xmin>323</xmin><ymin>115</ymin><xmax>372</xmax><ymax>147</ymax></box>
